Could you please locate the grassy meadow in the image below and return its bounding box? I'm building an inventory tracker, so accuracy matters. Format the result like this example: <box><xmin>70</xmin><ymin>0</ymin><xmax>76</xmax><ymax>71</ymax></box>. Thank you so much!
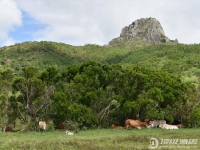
<box><xmin>0</xmin><ymin>128</ymin><xmax>199</xmax><ymax>150</ymax></box>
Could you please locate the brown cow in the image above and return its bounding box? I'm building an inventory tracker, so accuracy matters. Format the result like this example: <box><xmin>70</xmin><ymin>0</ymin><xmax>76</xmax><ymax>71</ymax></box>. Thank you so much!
<box><xmin>111</xmin><ymin>124</ymin><xmax>122</xmax><ymax>129</ymax></box>
<box><xmin>38</xmin><ymin>121</ymin><xmax>47</xmax><ymax>131</ymax></box>
<box><xmin>57</xmin><ymin>123</ymin><xmax>66</xmax><ymax>130</ymax></box>
<box><xmin>175</xmin><ymin>124</ymin><xmax>182</xmax><ymax>128</ymax></box>
<box><xmin>142</xmin><ymin>122</ymin><xmax>148</xmax><ymax>127</ymax></box>
<box><xmin>144</xmin><ymin>119</ymin><xmax>152</xmax><ymax>124</ymax></box>
<box><xmin>125</xmin><ymin>119</ymin><xmax>147</xmax><ymax>129</ymax></box>
<box><xmin>2</xmin><ymin>126</ymin><xmax>13</xmax><ymax>132</ymax></box>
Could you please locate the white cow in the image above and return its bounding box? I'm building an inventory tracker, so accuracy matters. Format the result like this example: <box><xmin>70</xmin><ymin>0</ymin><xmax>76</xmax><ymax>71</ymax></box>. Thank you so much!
<box><xmin>159</xmin><ymin>124</ymin><xmax>178</xmax><ymax>129</ymax></box>
<box><xmin>38</xmin><ymin>121</ymin><xmax>47</xmax><ymax>131</ymax></box>
<box><xmin>65</xmin><ymin>130</ymin><xmax>74</xmax><ymax>135</ymax></box>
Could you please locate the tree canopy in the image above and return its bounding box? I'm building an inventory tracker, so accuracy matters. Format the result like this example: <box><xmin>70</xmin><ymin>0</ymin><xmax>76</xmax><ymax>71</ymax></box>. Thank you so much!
<box><xmin>1</xmin><ymin>61</ymin><xmax>199</xmax><ymax>130</ymax></box>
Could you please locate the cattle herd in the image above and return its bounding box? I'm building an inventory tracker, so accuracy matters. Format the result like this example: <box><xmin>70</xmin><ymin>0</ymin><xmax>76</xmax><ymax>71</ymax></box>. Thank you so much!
<box><xmin>112</xmin><ymin>119</ymin><xmax>182</xmax><ymax>130</ymax></box>
<box><xmin>1</xmin><ymin>119</ymin><xmax>182</xmax><ymax>134</ymax></box>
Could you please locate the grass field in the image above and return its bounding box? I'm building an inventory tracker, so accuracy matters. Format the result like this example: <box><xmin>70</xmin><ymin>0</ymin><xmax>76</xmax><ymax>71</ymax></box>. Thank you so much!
<box><xmin>0</xmin><ymin>128</ymin><xmax>199</xmax><ymax>150</ymax></box>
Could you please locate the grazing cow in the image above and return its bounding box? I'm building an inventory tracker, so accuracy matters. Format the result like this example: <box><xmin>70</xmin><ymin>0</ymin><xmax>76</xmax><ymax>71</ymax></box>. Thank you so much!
<box><xmin>38</xmin><ymin>121</ymin><xmax>47</xmax><ymax>131</ymax></box>
<box><xmin>111</xmin><ymin>124</ymin><xmax>122</xmax><ymax>129</ymax></box>
<box><xmin>149</xmin><ymin>120</ymin><xmax>166</xmax><ymax>128</ymax></box>
<box><xmin>57</xmin><ymin>123</ymin><xmax>66</xmax><ymax>130</ymax></box>
<box><xmin>2</xmin><ymin>126</ymin><xmax>13</xmax><ymax>132</ymax></box>
<box><xmin>159</xmin><ymin>124</ymin><xmax>178</xmax><ymax>129</ymax></box>
<box><xmin>125</xmin><ymin>119</ymin><xmax>147</xmax><ymax>129</ymax></box>
<box><xmin>65</xmin><ymin>130</ymin><xmax>74</xmax><ymax>135</ymax></box>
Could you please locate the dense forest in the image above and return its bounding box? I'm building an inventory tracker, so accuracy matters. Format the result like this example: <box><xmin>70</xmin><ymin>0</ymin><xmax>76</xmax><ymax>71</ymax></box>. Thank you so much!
<box><xmin>0</xmin><ymin>41</ymin><xmax>200</xmax><ymax>130</ymax></box>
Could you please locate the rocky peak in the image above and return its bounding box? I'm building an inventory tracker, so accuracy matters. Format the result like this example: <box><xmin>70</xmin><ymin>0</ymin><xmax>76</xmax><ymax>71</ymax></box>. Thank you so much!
<box><xmin>108</xmin><ymin>17</ymin><xmax>177</xmax><ymax>46</ymax></box>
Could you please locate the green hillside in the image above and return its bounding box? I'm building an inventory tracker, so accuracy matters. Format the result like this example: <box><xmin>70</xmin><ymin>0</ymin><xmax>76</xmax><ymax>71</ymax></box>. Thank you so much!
<box><xmin>1</xmin><ymin>41</ymin><xmax>200</xmax><ymax>129</ymax></box>
<box><xmin>1</xmin><ymin>41</ymin><xmax>200</xmax><ymax>85</ymax></box>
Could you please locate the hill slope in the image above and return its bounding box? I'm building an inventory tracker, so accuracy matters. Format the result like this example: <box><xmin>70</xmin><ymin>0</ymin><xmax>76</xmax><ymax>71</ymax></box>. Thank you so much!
<box><xmin>1</xmin><ymin>41</ymin><xmax>200</xmax><ymax>86</ymax></box>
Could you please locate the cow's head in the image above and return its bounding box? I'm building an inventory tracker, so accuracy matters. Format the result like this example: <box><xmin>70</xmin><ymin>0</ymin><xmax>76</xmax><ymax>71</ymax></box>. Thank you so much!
<box><xmin>142</xmin><ymin>122</ymin><xmax>148</xmax><ymax>127</ymax></box>
<box><xmin>149</xmin><ymin>121</ymin><xmax>154</xmax><ymax>125</ymax></box>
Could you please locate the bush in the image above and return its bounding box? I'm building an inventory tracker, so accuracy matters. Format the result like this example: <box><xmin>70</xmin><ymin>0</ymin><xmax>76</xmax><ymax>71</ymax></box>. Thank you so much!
<box><xmin>65</xmin><ymin>120</ymin><xmax>79</xmax><ymax>131</ymax></box>
<box><xmin>190</xmin><ymin>108</ymin><xmax>200</xmax><ymax>127</ymax></box>
<box><xmin>46</xmin><ymin>123</ymin><xmax>55</xmax><ymax>131</ymax></box>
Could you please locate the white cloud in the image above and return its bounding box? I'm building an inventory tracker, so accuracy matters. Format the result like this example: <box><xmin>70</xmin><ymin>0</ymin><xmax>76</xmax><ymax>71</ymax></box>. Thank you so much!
<box><xmin>4</xmin><ymin>0</ymin><xmax>200</xmax><ymax>46</ymax></box>
<box><xmin>3</xmin><ymin>37</ymin><xmax>18</xmax><ymax>46</ymax></box>
<box><xmin>0</xmin><ymin>0</ymin><xmax>22</xmax><ymax>46</ymax></box>
<box><xmin>15</xmin><ymin>0</ymin><xmax>110</xmax><ymax>45</ymax></box>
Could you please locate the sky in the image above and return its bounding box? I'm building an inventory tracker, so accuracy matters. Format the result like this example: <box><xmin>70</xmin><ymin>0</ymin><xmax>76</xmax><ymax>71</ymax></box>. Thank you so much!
<box><xmin>0</xmin><ymin>0</ymin><xmax>200</xmax><ymax>47</ymax></box>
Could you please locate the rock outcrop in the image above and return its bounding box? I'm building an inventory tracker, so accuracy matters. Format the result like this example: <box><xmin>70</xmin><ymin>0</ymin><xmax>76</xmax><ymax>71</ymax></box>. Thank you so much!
<box><xmin>108</xmin><ymin>17</ymin><xmax>177</xmax><ymax>46</ymax></box>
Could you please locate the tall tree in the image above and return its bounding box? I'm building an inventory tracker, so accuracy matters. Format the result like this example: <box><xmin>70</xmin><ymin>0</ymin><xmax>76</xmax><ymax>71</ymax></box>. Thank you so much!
<box><xmin>0</xmin><ymin>69</ymin><xmax>15</xmax><ymax>130</ymax></box>
<box><xmin>11</xmin><ymin>67</ymin><xmax>46</xmax><ymax>126</ymax></box>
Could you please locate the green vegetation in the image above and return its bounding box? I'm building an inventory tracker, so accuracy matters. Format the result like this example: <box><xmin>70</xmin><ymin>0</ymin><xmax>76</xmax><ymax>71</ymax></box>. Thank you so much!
<box><xmin>1</xmin><ymin>41</ymin><xmax>200</xmax><ymax>132</ymax></box>
<box><xmin>1</xmin><ymin>41</ymin><xmax>200</xmax><ymax>85</ymax></box>
<box><xmin>0</xmin><ymin>61</ymin><xmax>199</xmax><ymax>130</ymax></box>
<box><xmin>0</xmin><ymin>128</ymin><xmax>199</xmax><ymax>150</ymax></box>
